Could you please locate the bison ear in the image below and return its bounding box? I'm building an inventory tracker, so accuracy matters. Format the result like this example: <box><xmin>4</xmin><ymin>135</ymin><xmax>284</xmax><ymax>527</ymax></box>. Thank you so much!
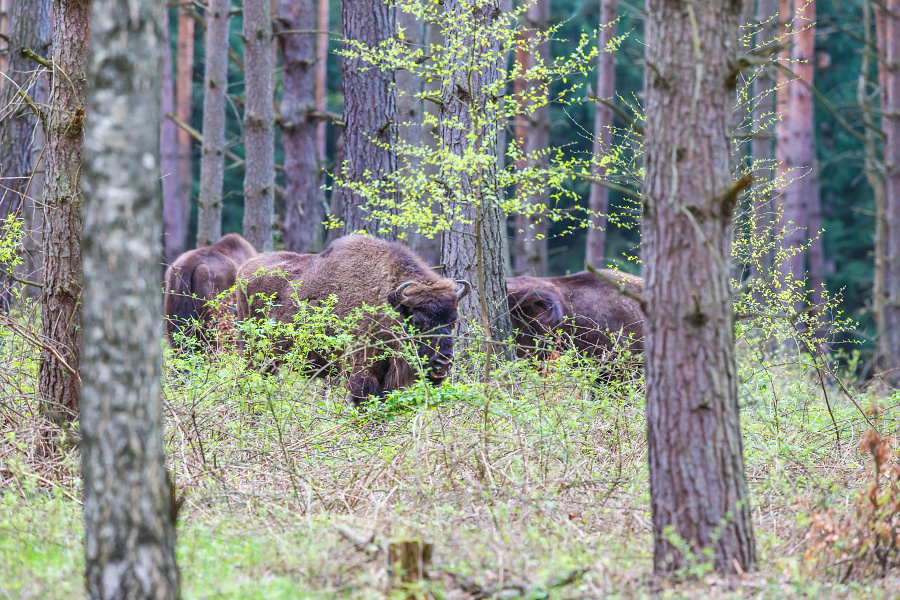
<box><xmin>510</xmin><ymin>288</ymin><xmax>565</xmax><ymax>332</ymax></box>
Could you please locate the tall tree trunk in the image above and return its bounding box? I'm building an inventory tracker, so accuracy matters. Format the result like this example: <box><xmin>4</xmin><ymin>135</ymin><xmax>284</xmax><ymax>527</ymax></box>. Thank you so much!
<box><xmin>512</xmin><ymin>0</ymin><xmax>549</xmax><ymax>277</ymax></box>
<box><xmin>880</xmin><ymin>0</ymin><xmax>900</xmax><ymax>383</ymax></box>
<box><xmin>315</xmin><ymin>0</ymin><xmax>329</xmax><ymax>161</ymax></box>
<box><xmin>0</xmin><ymin>0</ymin><xmax>8</xmax><ymax>82</ymax></box>
<box><xmin>81</xmin><ymin>0</ymin><xmax>179</xmax><ymax>593</ymax></box>
<box><xmin>871</xmin><ymin>0</ymin><xmax>890</xmax><ymax>374</ymax></box>
<box><xmin>398</xmin><ymin>4</ymin><xmax>437</xmax><ymax>264</ymax></box>
<box><xmin>162</xmin><ymin>5</ymin><xmax>182</xmax><ymax>266</ymax></box>
<box><xmin>585</xmin><ymin>0</ymin><xmax>617</xmax><ymax>268</ymax></box>
<box><xmin>0</xmin><ymin>0</ymin><xmax>51</xmax><ymax>309</ymax></box>
<box><xmin>39</xmin><ymin>0</ymin><xmax>90</xmax><ymax>423</ymax></box>
<box><xmin>776</xmin><ymin>0</ymin><xmax>816</xmax><ymax>311</ymax></box>
<box><xmin>278</xmin><ymin>0</ymin><xmax>325</xmax><ymax>253</ymax></box>
<box><xmin>750</xmin><ymin>0</ymin><xmax>777</xmax><ymax>282</ymax></box>
<box><xmin>643</xmin><ymin>0</ymin><xmax>757</xmax><ymax>575</ymax></box>
<box><xmin>196</xmin><ymin>0</ymin><xmax>230</xmax><ymax>247</ymax></box>
<box><xmin>340</xmin><ymin>0</ymin><xmax>397</xmax><ymax>236</ymax></box>
<box><xmin>175</xmin><ymin>6</ymin><xmax>194</xmax><ymax>254</ymax></box>
<box><xmin>242</xmin><ymin>0</ymin><xmax>275</xmax><ymax>251</ymax></box>
<box><xmin>439</xmin><ymin>0</ymin><xmax>513</xmax><ymax>352</ymax></box>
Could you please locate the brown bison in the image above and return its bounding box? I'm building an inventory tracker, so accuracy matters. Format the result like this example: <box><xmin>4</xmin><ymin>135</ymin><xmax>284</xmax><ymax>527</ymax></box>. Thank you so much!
<box><xmin>235</xmin><ymin>235</ymin><xmax>470</xmax><ymax>405</ymax></box>
<box><xmin>164</xmin><ymin>233</ymin><xmax>257</xmax><ymax>348</ymax></box>
<box><xmin>506</xmin><ymin>270</ymin><xmax>644</xmax><ymax>364</ymax></box>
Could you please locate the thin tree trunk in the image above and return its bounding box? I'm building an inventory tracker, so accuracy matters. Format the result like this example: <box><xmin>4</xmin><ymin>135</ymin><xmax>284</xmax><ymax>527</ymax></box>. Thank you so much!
<box><xmin>278</xmin><ymin>0</ymin><xmax>325</xmax><ymax>253</ymax></box>
<box><xmin>340</xmin><ymin>0</ymin><xmax>397</xmax><ymax>236</ymax></box>
<box><xmin>440</xmin><ymin>0</ymin><xmax>513</xmax><ymax>352</ymax></box>
<box><xmin>777</xmin><ymin>0</ymin><xmax>816</xmax><ymax>311</ymax></box>
<box><xmin>808</xmin><ymin>158</ymin><xmax>825</xmax><ymax>313</ymax></box>
<box><xmin>315</xmin><ymin>0</ymin><xmax>329</xmax><ymax>161</ymax></box>
<box><xmin>881</xmin><ymin>0</ymin><xmax>900</xmax><ymax>382</ymax></box>
<box><xmin>242</xmin><ymin>0</ymin><xmax>275</xmax><ymax>251</ymax></box>
<box><xmin>585</xmin><ymin>0</ymin><xmax>617</xmax><ymax>268</ymax></box>
<box><xmin>512</xmin><ymin>0</ymin><xmax>549</xmax><ymax>277</ymax></box>
<box><xmin>750</xmin><ymin>0</ymin><xmax>778</xmax><ymax>282</ymax></box>
<box><xmin>82</xmin><ymin>0</ymin><xmax>179</xmax><ymax>593</ymax></box>
<box><xmin>39</xmin><ymin>0</ymin><xmax>90</xmax><ymax>423</ymax></box>
<box><xmin>0</xmin><ymin>0</ymin><xmax>50</xmax><ymax>309</ymax></box>
<box><xmin>196</xmin><ymin>0</ymin><xmax>231</xmax><ymax>247</ymax></box>
<box><xmin>162</xmin><ymin>5</ymin><xmax>183</xmax><ymax>266</ymax></box>
<box><xmin>871</xmin><ymin>0</ymin><xmax>891</xmax><ymax>373</ymax></box>
<box><xmin>398</xmin><ymin>4</ymin><xmax>436</xmax><ymax>264</ymax></box>
<box><xmin>643</xmin><ymin>0</ymin><xmax>756</xmax><ymax>575</ymax></box>
<box><xmin>0</xmin><ymin>0</ymin><xmax>8</xmax><ymax>83</ymax></box>
<box><xmin>175</xmin><ymin>6</ymin><xmax>194</xmax><ymax>253</ymax></box>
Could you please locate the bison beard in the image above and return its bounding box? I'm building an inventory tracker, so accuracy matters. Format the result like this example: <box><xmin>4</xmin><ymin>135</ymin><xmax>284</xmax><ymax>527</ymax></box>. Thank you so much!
<box><xmin>164</xmin><ymin>233</ymin><xmax>257</xmax><ymax>350</ymax></box>
<box><xmin>235</xmin><ymin>235</ymin><xmax>470</xmax><ymax>405</ymax></box>
<box><xmin>506</xmin><ymin>270</ymin><xmax>644</xmax><ymax>375</ymax></box>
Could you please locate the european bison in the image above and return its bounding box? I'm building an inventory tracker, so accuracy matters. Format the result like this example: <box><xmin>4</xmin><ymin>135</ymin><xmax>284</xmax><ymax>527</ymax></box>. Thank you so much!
<box><xmin>506</xmin><ymin>270</ymin><xmax>644</xmax><ymax>364</ymax></box>
<box><xmin>164</xmin><ymin>233</ymin><xmax>257</xmax><ymax>349</ymax></box>
<box><xmin>235</xmin><ymin>235</ymin><xmax>470</xmax><ymax>405</ymax></box>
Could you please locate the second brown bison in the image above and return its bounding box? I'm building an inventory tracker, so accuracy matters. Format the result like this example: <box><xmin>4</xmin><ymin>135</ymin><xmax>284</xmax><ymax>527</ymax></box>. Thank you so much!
<box><xmin>506</xmin><ymin>270</ymin><xmax>644</xmax><ymax>366</ymax></box>
<box><xmin>164</xmin><ymin>233</ymin><xmax>257</xmax><ymax>349</ymax></box>
<box><xmin>236</xmin><ymin>235</ymin><xmax>470</xmax><ymax>405</ymax></box>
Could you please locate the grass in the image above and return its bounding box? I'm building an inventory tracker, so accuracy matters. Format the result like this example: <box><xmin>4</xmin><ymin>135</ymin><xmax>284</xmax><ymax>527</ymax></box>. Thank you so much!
<box><xmin>3</xmin><ymin>316</ymin><xmax>900</xmax><ymax>598</ymax></box>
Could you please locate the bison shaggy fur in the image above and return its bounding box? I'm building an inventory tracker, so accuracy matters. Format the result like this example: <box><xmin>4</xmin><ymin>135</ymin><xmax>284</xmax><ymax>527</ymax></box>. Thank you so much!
<box><xmin>235</xmin><ymin>235</ymin><xmax>468</xmax><ymax>405</ymax></box>
<box><xmin>164</xmin><ymin>233</ymin><xmax>257</xmax><ymax>349</ymax></box>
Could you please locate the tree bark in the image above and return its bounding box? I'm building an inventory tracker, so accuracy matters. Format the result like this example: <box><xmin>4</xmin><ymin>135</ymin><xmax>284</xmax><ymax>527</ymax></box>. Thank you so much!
<box><xmin>315</xmin><ymin>0</ymin><xmax>329</xmax><ymax>161</ymax></box>
<box><xmin>196</xmin><ymin>0</ymin><xmax>230</xmax><ymax>247</ymax></box>
<box><xmin>81</xmin><ymin>0</ymin><xmax>180</xmax><ymax>595</ymax></box>
<box><xmin>175</xmin><ymin>6</ymin><xmax>194</xmax><ymax>255</ymax></box>
<box><xmin>398</xmin><ymin>3</ymin><xmax>438</xmax><ymax>265</ymax></box>
<box><xmin>242</xmin><ymin>0</ymin><xmax>275</xmax><ymax>251</ymax></box>
<box><xmin>38</xmin><ymin>0</ymin><xmax>90</xmax><ymax>423</ymax></box>
<box><xmin>869</xmin><ymin>0</ymin><xmax>890</xmax><ymax>372</ymax></box>
<box><xmin>0</xmin><ymin>0</ymin><xmax>51</xmax><ymax>309</ymax></box>
<box><xmin>162</xmin><ymin>5</ymin><xmax>183</xmax><ymax>266</ymax></box>
<box><xmin>278</xmin><ymin>0</ymin><xmax>325</xmax><ymax>253</ymax></box>
<box><xmin>512</xmin><ymin>0</ymin><xmax>549</xmax><ymax>277</ymax></box>
<box><xmin>340</xmin><ymin>0</ymin><xmax>397</xmax><ymax>236</ymax></box>
<box><xmin>643</xmin><ymin>0</ymin><xmax>756</xmax><ymax>575</ymax></box>
<box><xmin>776</xmin><ymin>0</ymin><xmax>816</xmax><ymax>312</ymax></box>
<box><xmin>585</xmin><ymin>0</ymin><xmax>617</xmax><ymax>268</ymax></box>
<box><xmin>439</xmin><ymin>0</ymin><xmax>513</xmax><ymax>352</ymax></box>
<box><xmin>880</xmin><ymin>0</ymin><xmax>900</xmax><ymax>382</ymax></box>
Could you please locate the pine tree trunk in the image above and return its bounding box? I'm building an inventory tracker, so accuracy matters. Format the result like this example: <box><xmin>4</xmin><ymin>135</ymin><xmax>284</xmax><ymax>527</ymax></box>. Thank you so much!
<box><xmin>175</xmin><ymin>7</ymin><xmax>194</xmax><ymax>253</ymax></box>
<box><xmin>585</xmin><ymin>0</ymin><xmax>617</xmax><ymax>267</ymax></box>
<box><xmin>278</xmin><ymin>0</ymin><xmax>325</xmax><ymax>253</ymax></box>
<box><xmin>340</xmin><ymin>0</ymin><xmax>397</xmax><ymax>236</ymax></box>
<box><xmin>39</xmin><ymin>0</ymin><xmax>90</xmax><ymax>424</ymax></box>
<box><xmin>315</xmin><ymin>0</ymin><xmax>329</xmax><ymax>161</ymax></box>
<box><xmin>881</xmin><ymin>0</ymin><xmax>900</xmax><ymax>383</ymax></box>
<box><xmin>512</xmin><ymin>0</ymin><xmax>549</xmax><ymax>277</ymax></box>
<box><xmin>439</xmin><ymin>0</ymin><xmax>512</xmax><ymax>352</ymax></box>
<box><xmin>162</xmin><ymin>6</ymin><xmax>183</xmax><ymax>266</ymax></box>
<box><xmin>397</xmin><ymin>5</ymin><xmax>436</xmax><ymax>264</ymax></box>
<box><xmin>750</xmin><ymin>0</ymin><xmax>777</xmax><ymax>283</ymax></box>
<box><xmin>243</xmin><ymin>0</ymin><xmax>275</xmax><ymax>251</ymax></box>
<box><xmin>871</xmin><ymin>0</ymin><xmax>891</xmax><ymax>375</ymax></box>
<box><xmin>777</xmin><ymin>0</ymin><xmax>816</xmax><ymax>311</ymax></box>
<box><xmin>81</xmin><ymin>0</ymin><xmax>180</xmax><ymax>594</ymax></box>
<box><xmin>643</xmin><ymin>0</ymin><xmax>756</xmax><ymax>575</ymax></box>
<box><xmin>409</xmin><ymin>17</ymin><xmax>444</xmax><ymax>268</ymax></box>
<box><xmin>0</xmin><ymin>0</ymin><xmax>50</xmax><ymax>309</ymax></box>
<box><xmin>196</xmin><ymin>0</ymin><xmax>230</xmax><ymax>247</ymax></box>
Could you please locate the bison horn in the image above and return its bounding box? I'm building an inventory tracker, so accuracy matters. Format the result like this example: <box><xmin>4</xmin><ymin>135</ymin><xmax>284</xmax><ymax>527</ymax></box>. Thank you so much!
<box><xmin>455</xmin><ymin>279</ymin><xmax>471</xmax><ymax>301</ymax></box>
<box><xmin>394</xmin><ymin>281</ymin><xmax>415</xmax><ymax>306</ymax></box>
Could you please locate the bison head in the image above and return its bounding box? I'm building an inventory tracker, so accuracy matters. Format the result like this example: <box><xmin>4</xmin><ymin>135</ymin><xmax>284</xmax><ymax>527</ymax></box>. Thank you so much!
<box><xmin>507</xmin><ymin>286</ymin><xmax>566</xmax><ymax>359</ymax></box>
<box><xmin>388</xmin><ymin>279</ymin><xmax>470</xmax><ymax>384</ymax></box>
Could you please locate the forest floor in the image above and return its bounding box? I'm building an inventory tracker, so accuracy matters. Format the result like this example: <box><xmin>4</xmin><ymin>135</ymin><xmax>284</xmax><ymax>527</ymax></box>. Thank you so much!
<box><xmin>2</xmin><ymin>330</ymin><xmax>900</xmax><ymax>599</ymax></box>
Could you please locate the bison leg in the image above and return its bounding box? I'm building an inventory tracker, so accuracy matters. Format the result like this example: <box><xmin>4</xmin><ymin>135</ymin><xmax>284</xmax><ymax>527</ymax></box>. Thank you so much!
<box><xmin>347</xmin><ymin>368</ymin><xmax>384</xmax><ymax>407</ymax></box>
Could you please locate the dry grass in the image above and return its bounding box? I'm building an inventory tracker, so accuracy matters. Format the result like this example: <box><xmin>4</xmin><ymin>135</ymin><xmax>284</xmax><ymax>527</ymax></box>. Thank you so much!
<box><xmin>2</xmin><ymin>317</ymin><xmax>900</xmax><ymax>598</ymax></box>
